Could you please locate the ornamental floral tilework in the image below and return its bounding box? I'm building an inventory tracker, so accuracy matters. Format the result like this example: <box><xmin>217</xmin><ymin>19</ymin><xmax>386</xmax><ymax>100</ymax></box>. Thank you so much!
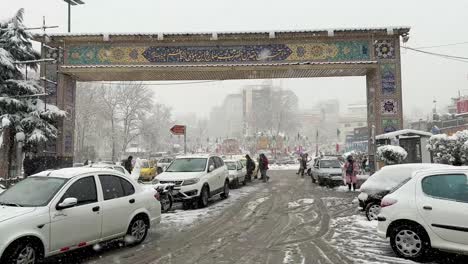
<box><xmin>380</xmin><ymin>63</ymin><xmax>396</xmax><ymax>95</ymax></box>
<box><xmin>381</xmin><ymin>99</ymin><xmax>398</xmax><ymax>115</ymax></box>
<box><xmin>375</xmin><ymin>40</ymin><xmax>395</xmax><ymax>59</ymax></box>
<box><xmin>382</xmin><ymin>119</ymin><xmax>400</xmax><ymax>133</ymax></box>
<box><xmin>66</xmin><ymin>41</ymin><xmax>370</xmax><ymax>65</ymax></box>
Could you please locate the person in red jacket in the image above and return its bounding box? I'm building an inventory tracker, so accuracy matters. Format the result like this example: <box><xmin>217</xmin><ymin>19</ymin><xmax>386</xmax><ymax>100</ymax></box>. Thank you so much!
<box><xmin>344</xmin><ymin>155</ymin><xmax>359</xmax><ymax>191</ymax></box>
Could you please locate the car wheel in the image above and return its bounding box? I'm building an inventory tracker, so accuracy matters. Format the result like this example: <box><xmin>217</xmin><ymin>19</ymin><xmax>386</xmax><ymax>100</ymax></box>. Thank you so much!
<box><xmin>365</xmin><ymin>202</ymin><xmax>381</xmax><ymax>221</ymax></box>
<box><xmin>160</xmin><ymin>193</ymin><xmax>173</xmax><ymax>213</ymax></box>
<box><xmin>390</xmin><ymin>224</ymin><xmax>430</xmax><ymax>261</ymax></box>
<box><xmin>182</xmin><ymin>200</ymin><xmax>193</xmax><ymax>210</ymax></box>
<box><xmin>126</xmin><ymin>216</ymin><xmax>149</xmax><ymax>246</ymax></box>
<box><xmin>220</xmin><ymin>180</ymin><xmax>229</xmax><ymax>199</ymax></box>
<box><xmin>198</xmin><ymin>186</ymin><xmax>209</xmax><ymax>208</ymax></box>
<box><xmin>311</xmin><ymin>174</ymin><xmax>316</xmax><ymax>183</ymax></box>
<box><xmin>317</xmin><ymin>177</ymin><xmax>323</xmax><ymax>186</ymax></box>
<box><xmin>2</xmin><ymin>240</ymin><xmax>40</xmax><ymax>264</ymax></box>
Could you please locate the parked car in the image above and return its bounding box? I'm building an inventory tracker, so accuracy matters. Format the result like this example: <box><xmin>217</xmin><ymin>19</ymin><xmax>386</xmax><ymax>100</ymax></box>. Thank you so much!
<box><xmin>0</xmin><ymin>167</ymin><xmax>160</xmax><ymax>264</ymax></box>
<box><xmin>154</xmin><ymin>154</ymin><xmax>230</xmax><ymax>209</ymax></box>
<box><xmin>309</xmin><ymin>157</ymin><xmax>343</xmax><ymax>187</ymax></box>
<box><xmin>88</xmin><ymin>163</ymin><xmax>132</xmax><ymax>178</ymax></box>
<box><xmin>377</xmin><ymin>166</ymin><xmax>468</xmax><ymax>261</ymax></box>
<box><xmin>358</xmin><ymin>163</ymin><xmax>448</xmax><ymax>221</ymax></box>
<box><xmin>157</xmin><ymin>157</ymin><xmax>173</xmax><ymax>174</ymax></box>
<box><xmin>139</xmin><ymin>159</ymin><xmax>156</xmax><ymax>181</ymax></box>
<box><xmin>224</xmin><ymin>159</ymin><xmax>246</xmax><ymax>188</ymax></box>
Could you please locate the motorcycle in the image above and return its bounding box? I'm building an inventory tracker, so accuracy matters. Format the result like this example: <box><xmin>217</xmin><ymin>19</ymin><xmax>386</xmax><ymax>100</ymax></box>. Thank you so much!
<box><xmin>154</xmin><ymin>183</ymin><xmax>175</xmax><ymax>213</ymax></box>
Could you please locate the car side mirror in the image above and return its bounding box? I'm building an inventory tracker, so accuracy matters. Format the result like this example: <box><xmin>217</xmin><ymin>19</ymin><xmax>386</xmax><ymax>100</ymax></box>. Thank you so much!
<box><xmin>57</xmin><ymin>197</ymin><xmax>78</xmax><ymax>210</ymax></box>
<box><xmin>208</xmin><ymin>165</ymin><xmax>215</xmax><ymax>172</ymax></box>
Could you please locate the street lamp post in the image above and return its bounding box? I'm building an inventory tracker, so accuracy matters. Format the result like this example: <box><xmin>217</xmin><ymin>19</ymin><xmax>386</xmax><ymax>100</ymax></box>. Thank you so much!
<box><xmin>63</xmin><ymin>0</ymin><xmax>85</xmax><ymax>33</ymax></box>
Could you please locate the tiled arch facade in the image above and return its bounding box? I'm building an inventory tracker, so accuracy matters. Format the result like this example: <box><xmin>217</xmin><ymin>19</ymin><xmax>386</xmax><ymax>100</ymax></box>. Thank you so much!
<box><xmin>39</xmin><ymin>28</ymin><xmax>408</xmax><ymax>168</ymax></box>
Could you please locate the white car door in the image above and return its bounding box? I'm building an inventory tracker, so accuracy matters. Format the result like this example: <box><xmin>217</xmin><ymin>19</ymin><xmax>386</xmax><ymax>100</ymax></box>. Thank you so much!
<box><xmin>216</xmin><ymin>157</ymin><xmax>227</xmax><ymax>190</ymax></box>
<box><xmin>206</xmin><ymin>157</ymin><xmax>219</xmax><ymax>192</ymax></box>
<box><xmin>98</xmin><ymin>174</ymin><xmax>137</xmax><ymax>239</ymax></box>
<box><xmin>49</xmin><ymin>175</ymin><xmax>102</xmax><ymax>252</ymax></box>
<box><xmin>416</xmin><ymin>173</ymin><xmax>468</xmax><ymax>245</ymax></box>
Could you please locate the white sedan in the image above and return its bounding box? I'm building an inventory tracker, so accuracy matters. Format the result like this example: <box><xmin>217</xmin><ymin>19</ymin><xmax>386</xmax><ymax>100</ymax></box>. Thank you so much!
<box><xmin>0</xmin><ymin>167</ymin><xmax>160</xmax><ymax>264</ymax></box>
<box><xmin>225</xmin><ymin>159</ymin><xmax>246</xmax><ymax>188</ymax></box>
<box><xmin>377</xmin><ymin>166</ymin><xmax>468</xmax><ymax>261</ymax></box>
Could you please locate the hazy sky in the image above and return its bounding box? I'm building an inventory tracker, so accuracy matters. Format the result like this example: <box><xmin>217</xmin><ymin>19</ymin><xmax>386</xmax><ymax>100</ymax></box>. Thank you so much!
<box><xmin>2</xmin><ymin>0</ymin><xmax>468</xmax><ymax>119</ymax></box>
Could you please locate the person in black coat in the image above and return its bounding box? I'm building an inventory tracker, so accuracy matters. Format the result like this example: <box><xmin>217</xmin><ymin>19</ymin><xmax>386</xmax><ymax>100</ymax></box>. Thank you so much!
<box><xmin>245</xmin><ymin>154</ymin><xmax>255</xmax><ymax>182</ymax></box>
<box><xmin>124</xmin><ymin>156</ymin><xmax>133</xmax><ymax>173</ymax></box>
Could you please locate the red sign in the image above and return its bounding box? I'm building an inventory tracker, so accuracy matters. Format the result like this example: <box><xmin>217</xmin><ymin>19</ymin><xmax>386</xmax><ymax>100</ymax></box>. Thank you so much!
<box><xmin>170</xmin><ymin>125</ymin><xmax>186</xmax><ymax>135</ymax></box>
<box><xmin>456</xmin><ymin>99</ymin><xmax>468</xmax><ymax>114</ymax></box>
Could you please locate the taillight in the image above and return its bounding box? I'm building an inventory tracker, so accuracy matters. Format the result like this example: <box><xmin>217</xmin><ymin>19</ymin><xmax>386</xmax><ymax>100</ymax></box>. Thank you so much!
<box><xmin>381</xmin><ymin>198</ymin><xmax>397</xmax><ymax>208</ymax></box>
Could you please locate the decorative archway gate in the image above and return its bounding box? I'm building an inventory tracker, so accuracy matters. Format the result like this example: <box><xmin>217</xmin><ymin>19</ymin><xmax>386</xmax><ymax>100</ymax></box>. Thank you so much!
<box><xmin>37</xmin><ymin>27</ymin><xmax>409</xmax><ymax>167</ymax></box>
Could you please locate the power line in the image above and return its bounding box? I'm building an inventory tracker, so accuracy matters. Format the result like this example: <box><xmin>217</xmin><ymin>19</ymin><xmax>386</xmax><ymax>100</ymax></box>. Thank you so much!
<box><xmin>403</xmin><ymin>46</ymin><xmax>468</xmax><ymax>63</ymax></box>
<box><xmin>413</xmin><ymin>41</ymin><xmax>468</xmax><ymax>49</ymax></box>
<box><xmin>95</xmin><ymin>80</ymin><xmax>222</xmax><ymax>86</ymax></box>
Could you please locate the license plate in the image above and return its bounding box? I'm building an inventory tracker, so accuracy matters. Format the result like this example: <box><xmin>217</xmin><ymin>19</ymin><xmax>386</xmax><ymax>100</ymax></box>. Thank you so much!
<box><xmin>331</xmin><ymin>176</ymin><xmax>343</xmax><ymax>181</ymax></box>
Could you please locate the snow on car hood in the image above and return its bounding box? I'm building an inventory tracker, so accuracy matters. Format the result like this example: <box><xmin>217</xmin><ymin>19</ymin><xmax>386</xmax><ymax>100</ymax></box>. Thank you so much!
<box><xmin>156</xmin><ymin>171</ymin><xmax>206</xmax><ymax>181</ymax></box>
<box><xmin>0</xmin><ymin>206</ymin><xmax>36</xmax><ymax>223</ymax></box>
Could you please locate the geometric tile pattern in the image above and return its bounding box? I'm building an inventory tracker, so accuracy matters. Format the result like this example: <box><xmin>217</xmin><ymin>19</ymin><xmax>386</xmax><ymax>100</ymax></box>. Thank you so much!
<box><xmin>381</xmin><ymin>99</ymin><xmax>398</xmax><ymax>115</ymax></box>
<box><xmin>375</xmin><ymin>39</ymin><xmax>395</xmax><ymax>59</ymax></box>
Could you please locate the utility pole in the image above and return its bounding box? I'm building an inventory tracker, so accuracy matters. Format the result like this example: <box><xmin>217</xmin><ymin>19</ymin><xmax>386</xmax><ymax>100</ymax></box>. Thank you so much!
<box><xmin>63</xmin><ymin>0</ymin><xmax>85</xmax><ymax>33</ymax></box>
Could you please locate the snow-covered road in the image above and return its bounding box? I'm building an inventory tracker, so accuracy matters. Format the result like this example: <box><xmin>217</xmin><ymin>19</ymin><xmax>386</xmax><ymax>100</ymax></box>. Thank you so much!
<box><xmin>45</xmin><ymin>170</ymin><xmax>467</xmax><ymax>264</ymax></box>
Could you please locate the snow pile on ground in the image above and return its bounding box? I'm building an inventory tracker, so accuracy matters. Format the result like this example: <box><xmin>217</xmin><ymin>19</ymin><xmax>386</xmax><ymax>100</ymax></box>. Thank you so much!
<box><xmin>329</xmin><ymin>215</ymin><xmax>415</xmax><ymax>264</ymax></box>
<box><xmin>287</xmin><ymin>198</ymin><xmax>314</xmax><ymax>208</ymax></box>
<box><xmin>159</xmin><ymin>185</ymin><xmax>260</xmax><ymax>232</ymax></box>
<box><xmin>283</xmin><ymin>244</ymin><xmax>305</xmax><ymax>264</ymax></box>
<box><xmin>269</xmin><ymin>164</ymin><xmax>300</xmax><ymax>171</ymax></box>
<box><xmin>242</xmin><ymin>196</ymin><xmax>270</xmax><ymax>220</ymax></box>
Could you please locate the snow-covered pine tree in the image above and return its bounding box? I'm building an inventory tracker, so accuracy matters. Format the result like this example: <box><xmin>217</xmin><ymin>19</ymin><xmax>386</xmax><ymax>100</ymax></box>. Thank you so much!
<box><xmin>0</xmin><ymin>9</ymin><xmax>66</xmax><ymax>178</ymax></box>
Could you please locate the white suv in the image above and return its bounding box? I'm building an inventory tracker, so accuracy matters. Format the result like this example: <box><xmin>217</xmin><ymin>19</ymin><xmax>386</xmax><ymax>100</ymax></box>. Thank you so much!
<box><xmin>155</xmin><ymin>154</ymin><xmax>230</xmax><ymax>209</ymax></box>
<box><xmin>377</xmin><ymin>167</ymin><xmax>468</xmax><ymax>261</ymax></box>
<box><xmin>0</xmin><ymin>167</ymin><xmax>160</xmax><ymax>264</ymax></box>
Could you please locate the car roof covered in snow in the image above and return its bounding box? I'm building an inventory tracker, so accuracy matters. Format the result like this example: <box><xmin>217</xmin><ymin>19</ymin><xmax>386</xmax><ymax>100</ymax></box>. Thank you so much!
<box><xmin>31</xmin><ymin>167</ymin><xmax>122</xmax><ymax>179</ymax></box>
<box><xmin>412</xmin><ymin>166</ymin><xmax>468</xmax><ymax>176</ymax></box>
<box><xmin>174</xmin><ymin>154</ymin><xmax>213</xmax><ymax>159</ymax></box>
<box><xmin>360</xmin><ymin>163</ymin><xmax>450</xmax><ymax>194</ymax></box>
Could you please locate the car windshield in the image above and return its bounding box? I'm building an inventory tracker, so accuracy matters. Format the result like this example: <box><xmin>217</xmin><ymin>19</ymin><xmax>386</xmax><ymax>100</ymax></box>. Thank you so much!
<box><xmin>166</xmin><ymin>158</ymin><xmax>207</xmax><ymax>172</ymax></box>
<box><xmin>225</xmin><ymin>162</ymin><xmax>237</xmax><ymax>170</ymax></box>
<box><xmin>320</xmin><ymin>160</ymin><xmax>341</xmax><ymax>168</ymax></box>
<box><xmin>0</xmin><ymin>177</ymin><xmax>68</xmax><ymax>207</ymax></box>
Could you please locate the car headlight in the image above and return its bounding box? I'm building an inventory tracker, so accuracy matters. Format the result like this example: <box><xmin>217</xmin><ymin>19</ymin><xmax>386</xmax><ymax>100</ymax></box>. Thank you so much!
<box><xmin>182</xmin><ymin>178</ymin><xmax>200</xmax><ymax>186</ymax></box>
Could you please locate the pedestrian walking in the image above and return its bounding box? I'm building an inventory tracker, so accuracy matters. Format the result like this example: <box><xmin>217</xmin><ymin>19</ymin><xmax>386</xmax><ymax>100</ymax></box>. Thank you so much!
<box><xmin>259</xmin><ymin>153</ymin><xmax>270</xmax><ymax>182</ymax></box>
<box><xmin>344</xmin><ymin>155</ymin><xmax>359</xmax><ymax>191</ymax></box>
<box><xmin>124</xmin><ymin>156</ymin><xmax>133</xmax><ymax>173</ymax></box>
<box><xmin>245</xmin><ymin>154</ymin><xmax>255</xmax><ymax>182</ymax></box>
<box><xmin>300</xmin><ymin>153</ymin><xmax>308</xmax><ymax>177</ymax></box>
<box><xmin>296</xmin><ymin>154</ymin><xmax>303</xmax><ymax>175</ymax></box>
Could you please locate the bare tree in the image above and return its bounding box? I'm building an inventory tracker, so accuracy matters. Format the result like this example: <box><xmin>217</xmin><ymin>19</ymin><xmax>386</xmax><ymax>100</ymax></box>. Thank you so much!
<box><xmin>140</xmin><ymin>103</ymin><xmax>173</xmax><ymax>153</ymax></box>
<box><xmin>117</xmin><ymin>82</ymin><xmax>153</xmax><ymax>155</ymax></box>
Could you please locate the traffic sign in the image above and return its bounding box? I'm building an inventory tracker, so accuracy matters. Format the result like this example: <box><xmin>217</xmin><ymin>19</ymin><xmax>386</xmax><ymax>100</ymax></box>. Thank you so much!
<box><xmin>170</xmin><ymin>125</ymin><xmax>186</xmax><ymax>135</ymax></box>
